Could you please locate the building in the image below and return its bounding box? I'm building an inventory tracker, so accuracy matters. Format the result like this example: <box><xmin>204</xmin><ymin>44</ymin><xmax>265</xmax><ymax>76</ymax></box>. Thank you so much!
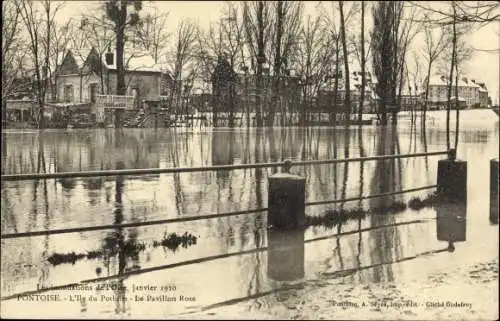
<box><xmin>399</xmin><ymin>92</ymin><xmax>421</xmax><ymax>111</ymax></box>
<box><xmin>56</xmin><ymin>47</ymin><xmax>171</xmax><ymax>106</ymax></box>
<box><xmin>477</xmin><ymin>82</ymin><xmax>489</xmax><ymax>107</ymax></box>
<box><xmin>424</xmin><ymin>75</ymin><xmax>489</xmax><ymax>109</ymax></box>
<box><xmin>49</xmin><ymin>47</ymin><xmax>174</xmax><ymax>125</ymax></box>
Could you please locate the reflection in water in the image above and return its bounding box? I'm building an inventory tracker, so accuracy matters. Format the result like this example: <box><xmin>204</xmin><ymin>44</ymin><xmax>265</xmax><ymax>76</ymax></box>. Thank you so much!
<box><xmin>356</xmin><ymin>126</ymin><xmax>366</xmax><ymax>279</ymax></box>
<box><xmin>1</xmin><ymin>121</ymin><xmax>498</xmax><ymax>316</ymax></box>
<box><xmin>436</xmin><ymin>203</ymin><xmax>467</xmax><ymax>252</ymax></box>
<box><xmin>368</xmin><ymin>126</ymin><xmax>404</xmax><ymax>283</ymax></box>
<box><xmin>267</xmin><ymin>230</ymin><xmax>305</xmax><ymax>282</ymax></box>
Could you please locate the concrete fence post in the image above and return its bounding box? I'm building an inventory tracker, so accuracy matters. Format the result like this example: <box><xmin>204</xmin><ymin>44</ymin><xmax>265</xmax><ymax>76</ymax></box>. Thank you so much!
<box><xmin>267</xmin><ymin>159</ymin><xmax>305</xmax><ymax>230</ymax></box>
<box><xmin>437</xmin><ymin>149</ymin><xmax>467</xmax><ymax>203</ymax></box>
<box><xmin>490</xmin><ymin>158</ymin><xmax>499</xmax><ymax>224</ymax></box>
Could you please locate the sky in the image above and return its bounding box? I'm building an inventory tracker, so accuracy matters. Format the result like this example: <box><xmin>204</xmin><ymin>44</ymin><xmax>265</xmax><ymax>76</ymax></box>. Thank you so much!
<box><xmin>55</xmin><ymin>1</ymin><xmax>500</xmax><ymax>103</ymax></box>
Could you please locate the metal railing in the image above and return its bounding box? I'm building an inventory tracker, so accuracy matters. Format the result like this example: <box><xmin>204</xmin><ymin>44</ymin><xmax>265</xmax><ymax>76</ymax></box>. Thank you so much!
<box><xmin>1</xmin><ymin>150</ymin><xmax>450</xmax><ymax>182</ymax></box>
<box><xmin>0</xmin><ymin>184</ymin><xmax>438</xmax><ymax>239</ymax></box>
<box><xmin>0</xmin><ymin>150</ymin><xmax>451</xmax><ymax>240</ymax></box>
<box><xmin>95</xmin><ymin>94</ymin><xmax>135</xmax><ymax>110</ymax></box>
<box><xmin>1</xmin><ymin>217</ymin><xmax>435</xmax><ymax>301</ymax></box>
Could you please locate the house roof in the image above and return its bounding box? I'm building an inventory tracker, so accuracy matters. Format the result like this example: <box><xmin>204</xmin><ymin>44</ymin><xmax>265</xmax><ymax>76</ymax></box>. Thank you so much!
<box><xmin>427</xmin><ymin>75</ymin><xmax>488</xmax><ymax>89</ymax></box>
<box><xmin>63</xmin><ymin>49</ymin><xmax>92</xmax><ymax>69</ymax></box>
<box><xmin>60</xmin><ymin>47</ymin><xmax>164</xmax><ymax>73</ymax></box>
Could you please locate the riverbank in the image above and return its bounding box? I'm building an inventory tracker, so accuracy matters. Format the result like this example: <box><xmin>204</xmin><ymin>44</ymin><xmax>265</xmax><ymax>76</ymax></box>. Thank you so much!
<box><xmin>3</xmin><ymin>108</ymin><xmax>497</xmax><ymax>130</ymax></box>
<box><xmin>183</xmin><ymin>257</ymin><xmax>498</xmax><ymax>320</ymax></box>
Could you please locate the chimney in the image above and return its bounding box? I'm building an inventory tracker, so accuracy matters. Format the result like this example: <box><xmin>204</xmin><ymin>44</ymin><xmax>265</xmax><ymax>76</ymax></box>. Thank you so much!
<box><xmin>471</xmin><ymin>79</ymin><xmax>476</xmax><ymax>84</ymax></box>
<box><xmin>105</xmin><ymin>50</ymin><xmax>114</xmax><ymax>66</ymax></box>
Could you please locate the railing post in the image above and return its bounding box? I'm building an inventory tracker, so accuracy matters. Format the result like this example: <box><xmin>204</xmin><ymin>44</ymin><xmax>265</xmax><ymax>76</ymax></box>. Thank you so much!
<box><xmin>437</xmin><ymin>148</ymin><xmax>467</xmax><ymax>203</ymax></box>
<box><xmin>490</xmin><ymin>158</ymin><xmax>499</xmax><ymax>224</ymax></box>
<box><xmin>267</xmin><ymin>159</ymin><xmax>305</xmax><ymax>230</ymax></box>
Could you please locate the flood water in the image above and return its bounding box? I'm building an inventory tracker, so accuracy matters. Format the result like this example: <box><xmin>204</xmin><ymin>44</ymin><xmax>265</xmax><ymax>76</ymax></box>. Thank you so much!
<box><xmin>1</xmin><ymin>110</ymin><xmax>499</xmax><ymax>319</ymax></box>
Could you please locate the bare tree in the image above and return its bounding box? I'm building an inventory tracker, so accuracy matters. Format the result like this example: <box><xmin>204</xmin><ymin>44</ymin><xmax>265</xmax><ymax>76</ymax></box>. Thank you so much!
<box><xmin>394</xmin><ymin>3</ymin><xmax>422</xmax><ymax>120</ymax></box>
<box><xmin>266</xmin><ymin>1</ymin><xmax>303</xmax><ymax>126</ymax></box>
<box><xmin>420</xmin><ymin>14</ymin><xmax>449</xmax><ymax>123</ymax></box>
<box><xmin>338</xmin><ymin>1</ymin><xmax>351</xmax><ymax>116</ymax></box>
<box><xmin>319</xmin><ymin>2</ymin><xmax>348</xmax><ymax>125</ymax></box>
<box><xmin>437</xmin><ymin>11</ymin><xmax>473</xmax><ymax>151</ymax></box>
<box><xmin>103</xmin><ymin>0</ymin><xmax>142</xmax><ymax>95</ymax></box>
<box><xmin>445</xmin><ymin>2</ymin><xmax>458</xmax><ymax>151</ymax></box>
<box><xmin>408</xmin><ymin>1</ymin><xmax>499</xmax><ymax>25</ymax></box>
<box><xmin>292</xmin><ymin>15</ymin><xmax>333</xmax><ymax>126</ymax></box>
<box><xmin>242</xmin><ymin>0</ymin><xmax>273</xmax><ymax>127</ymax></box>
<box><xmin>18</xmin><ymin>0</ymin><xmax>64</xmax><ymax>128</ymax></box>
<box><xmin>167</xmin><ymin>19</ymin><xmax>197</xmax><ymax>119</ymax></box>
<box><xmin>408</xmin><ymin>50</ymin><xmax>422</xmax><ymax>125</ymax></box>
<box><xmin>371</xmin><ymin>1</ymin><xmax>397</xmax><ymax>125</ymax></box>
<box><xmin>194</xmin><ymin>22</ymin><xmax>219</xmax><ymax>85</ymax></box>
<box><xmin>44</xmin><ymin>18</ymin><xmax>73</xmax><ymax>102</ymax></box>
<box><xmin>2</xmin><ymin>0</ymin><xmax>23</xmax><ymax>120</ymax></box>
<box><xmin>371</xmin><ymin>1</ymin><xmax>418</xmax><ymax>125</ymax></box>
<box><xmin>77</xmin><ymin>15</ymin><xmax>117</xmax><ymax>94</ymax></box>
<box><xmin>355</xmin><ymin>1</ymin><xmax>369</xmax><ymax>123</ymax></box>
<box><xmin>132</xmin><ymin>6</ymin><xmax>170</xmax><ymax>63</ymax></box>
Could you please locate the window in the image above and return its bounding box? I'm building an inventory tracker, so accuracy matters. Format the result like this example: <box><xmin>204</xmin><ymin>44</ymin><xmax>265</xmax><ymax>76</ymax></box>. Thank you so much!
<box><xmin>64</xmin><ymin>85</ymin><xmax>74</xmax><ymax>103</ymax></box>
<box><xmin>89</xmin><ymin>83</ymin><xmax>98</xmax><ymax>103</ymax></box>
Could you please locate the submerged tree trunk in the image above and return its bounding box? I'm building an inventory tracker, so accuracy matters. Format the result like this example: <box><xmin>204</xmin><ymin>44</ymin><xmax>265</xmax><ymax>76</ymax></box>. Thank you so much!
<box><xmin>255</xmin><ymin>1</ymin><xmax>264</xmax><ymax>128</ymax></box>
<box><xmin>453</xmin><ymin>7</ymin><xmax>460</xmax><ymax>152</ymax></box>
<box><xmin>331</xmin><ymin>37</ymin><xmax>340</xmax><ymax>126</ymax></box>
<box><xmin>269</xmin><ymin>1</ymin><xmax>283</xmax><ymax>127</ymax></box>
<box><xmin>358</xmin><ymin>1</ymin><xmax>366</xmax><ymax>123</ymax></box>
<box><xmin>446</xmin><ymin>2</ymin><xmax>457</xmax><ymax>151</ymax></box>
<box><xmin>339</xmin><ymin>1</ymin><xmax>350</xmax><ymax>119</ymax></box>
<box><xmin>115</xmin><ymin>3</ymin><xmax>127</xmax><ymax>96</ymax></box>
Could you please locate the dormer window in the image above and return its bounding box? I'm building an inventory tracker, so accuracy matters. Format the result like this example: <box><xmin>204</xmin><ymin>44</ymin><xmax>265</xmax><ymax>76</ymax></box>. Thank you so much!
<box><xmin>105</xmin><ymin>52</ymin><xmax>114</xmax><ymax>66</ymax></box>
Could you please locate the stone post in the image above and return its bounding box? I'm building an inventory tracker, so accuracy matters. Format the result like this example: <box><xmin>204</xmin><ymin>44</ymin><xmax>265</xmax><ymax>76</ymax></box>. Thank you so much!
<box><xmin>490</xmin><ymin>158</ymin><xmax>499</xmax><ymax>224</ymax></box>
<box><xmin>437</xmin><ymin>149</ymin><xmax>467</xmax><ymax>203</ymax></box>
<box><xmin>267</xmin><ymin>160</ymin><xmax>305</xmax><ymax>230</ymax></box>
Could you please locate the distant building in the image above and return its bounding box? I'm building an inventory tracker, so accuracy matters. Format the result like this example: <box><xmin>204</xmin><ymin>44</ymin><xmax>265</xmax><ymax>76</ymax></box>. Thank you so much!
<box><xmin>316</xmin><ymin>71</ymin><xmax>379</xmax><ymax>113</ymax></box>
<box><xmin>477</xmin><ymin>82</ymin><xmax>489</xmax><ymax>107</ymax></box>
<box><xmin>232</xmin><ymin>72</ymin><xmax>302</xmax><ymax>113</ymax></box>
<box><xmin>424</xmin><ymin>75</ymin><xmax>489</xmax><ymax>109</ymax></box>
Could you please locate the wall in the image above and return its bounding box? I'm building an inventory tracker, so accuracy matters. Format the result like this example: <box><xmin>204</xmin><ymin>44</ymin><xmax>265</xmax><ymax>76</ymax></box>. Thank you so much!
<box><xmin>56</xmin><ymin>70</ymin><xmax>161</xmax><ymax>106</ymax></box>
<box><xmin>428</xmin><ymin>84</ymin><xmax>482</xmax><ymax>108</ymax></box>
<box><xmin>56</xmin><ymin>73</ymin><xmax>101</xmax><ymax>103</ymax></box>
<box><xmin>5</xmin><ymin>100</ymin><xmax>35</xmax><ymax>110</ymax></box>
<box><xmin>106</xmin><ymin>71</ymin><xmax>161</xmax><ymax>102</ymax></box>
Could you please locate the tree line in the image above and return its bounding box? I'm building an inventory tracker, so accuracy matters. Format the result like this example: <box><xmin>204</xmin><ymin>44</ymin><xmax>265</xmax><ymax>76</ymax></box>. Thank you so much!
<box><xmin>2</xmin><ymin>0</ymin><xmax>498</xmax><ymax>128</ymax></box>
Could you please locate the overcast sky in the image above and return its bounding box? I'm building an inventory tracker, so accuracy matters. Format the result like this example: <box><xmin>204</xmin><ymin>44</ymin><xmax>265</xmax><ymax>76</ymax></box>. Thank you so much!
<box><xmin>57</xmin><ymin>1</ymin><xmax>500</xmax><ymax>103</ymax></box>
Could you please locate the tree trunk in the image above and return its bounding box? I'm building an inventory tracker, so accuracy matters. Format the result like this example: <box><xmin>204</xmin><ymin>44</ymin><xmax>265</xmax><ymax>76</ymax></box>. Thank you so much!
<box><xmin>331</xmin><ymin>37</ymin><xmax>340</xmax><ymax>126</ymax></box>
<box><xmin>453</xmin><ymin>6</ymin><xmax>460</xmax><ymax>152</ymax></box>
<box><xmin>423</xmin><ymin>61</ymin><xmax>432</xmax><ymax>124</ymax></box>
<box><xmin>255</xmin><ymin>0</ymin><xmax>264</xmax><ymax>128</ymax></box>
<box><xmin>446</xmin><ymin>1</ymin><xmax>457</xmax><ymax>151</ymax></box>
<box><xmin>269</xmin><ymin>1</ymin><xmax>283</xmax><ymax>127</ymax></box>
<box><xmin>116</xmin><ymin>3</ymin><xmax>127</xmax><ymax>96</ymax></box>
<box><xmin>358</xmin><ymin>1</ymin><xmax>365</xmax><ymax>123</ymax></box>
<box><xmin>339</xmin><ymin>1</ymin><xmax>350</xmax><ymax>118</ymax></box>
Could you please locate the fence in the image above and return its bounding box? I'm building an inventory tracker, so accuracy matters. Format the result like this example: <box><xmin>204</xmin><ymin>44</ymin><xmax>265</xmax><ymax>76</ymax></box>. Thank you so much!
<box><xmin>1</xmin><ymin>150</ymin><xmax>452</xmax><ymax>240</ymax></box>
